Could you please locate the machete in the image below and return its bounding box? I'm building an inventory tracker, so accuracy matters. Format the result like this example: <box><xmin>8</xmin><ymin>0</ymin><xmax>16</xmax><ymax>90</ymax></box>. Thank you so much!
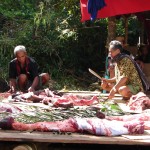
<box><xmin>88</xmin><ymin>68</ymin><xmax>102</xmax><ymax>80</ymax></box>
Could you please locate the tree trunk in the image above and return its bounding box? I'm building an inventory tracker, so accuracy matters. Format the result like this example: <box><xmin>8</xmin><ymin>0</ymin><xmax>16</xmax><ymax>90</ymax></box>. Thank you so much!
<box><xmin>107</xmin><ymin>17</ymin><xmax>116</xmax><ymax>46</ymax></box>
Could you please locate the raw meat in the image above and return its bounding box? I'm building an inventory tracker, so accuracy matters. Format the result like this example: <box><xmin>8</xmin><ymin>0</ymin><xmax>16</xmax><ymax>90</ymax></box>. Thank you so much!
<box><xmin>0</xmin><ymin>117</ymin><xmax>145</xmax><ymax>136</ymax></box>
<box><xmin>143</xmin><ymin>121</ymin><xmax>150</xmax><ymax>130</ymax></box>
<box><xmin>106</xmin><ymin>113</ymin><xmax>150</xmax><ymax>122</ymax></box>
<box><xmin>73</xmin><ymin>118</ymin><xmax>144</xmax><ymax>136</ymax></box>
<box><xmin>52</xmin><ymin>98</ymin><xmax>73</xmax><ymax>108</ymax></box>
<box><xmin>127</xmin><ymin>92</ymin><xmax>150</xmax><ymax>111</ymax></box>
<box><xmin>0</xmin><ymin>102</ymin><xmax>22</xmax><ymax>113</ymax></box>
<box><xmin>9</xmin><ymin>89</ymin><xmax>99</xmax><ymax>107</ymax></box>
<box><xmin>12</xmin><ymin>118</ymin><xmax>77</xmax><ymax>132</ymax></box>
<box><xmin>0</xmin><ymin>92</ymin><xmax>11</xmax><ymax>99</ymax></box>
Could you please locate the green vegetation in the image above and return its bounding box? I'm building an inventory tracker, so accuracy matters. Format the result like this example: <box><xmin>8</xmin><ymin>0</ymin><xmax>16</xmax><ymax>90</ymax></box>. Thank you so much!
<box><xmin>0</xmin><ymin>0</ymin><xmax>140</xmax><ymax>91</ymax></box>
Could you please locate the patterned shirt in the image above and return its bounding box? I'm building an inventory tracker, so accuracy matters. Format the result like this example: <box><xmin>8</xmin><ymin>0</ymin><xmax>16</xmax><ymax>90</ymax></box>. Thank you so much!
<box><xmin>115</xmin><ymin>57</ymin><xmax>143</xmax><ymax>91</ymax></box>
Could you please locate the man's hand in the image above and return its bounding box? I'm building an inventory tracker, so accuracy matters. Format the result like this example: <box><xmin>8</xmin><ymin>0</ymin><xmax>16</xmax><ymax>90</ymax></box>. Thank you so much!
<box><xmin>101</xmin><ymin>78</ymin><xmax>108</xmax><ymax>88</ymax></box>
<box><xmin>8</xmin><ymin>86</ymin><xmax>16</xmax><ymax>93</ymax></box>
<box><xmin>28</xmin><ymin>86</ymin><xmax>35</xmax><ymax>92</ymax></box>
<box><xmin>108</xmin><ymin>87</ymin><xmax>117</xmax><ymax>99</ymax></box>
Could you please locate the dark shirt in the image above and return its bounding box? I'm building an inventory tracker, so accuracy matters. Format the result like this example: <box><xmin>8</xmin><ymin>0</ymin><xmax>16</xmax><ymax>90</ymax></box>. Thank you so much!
<box><xmin>122</xmin><ymin>48</ymin><xmax>130</xmax><ymax>55</ymax></box>
<box><xmin>9</xmin><ymin>56</ymin><xmax>39</xmax><ymax>82</ymax></box>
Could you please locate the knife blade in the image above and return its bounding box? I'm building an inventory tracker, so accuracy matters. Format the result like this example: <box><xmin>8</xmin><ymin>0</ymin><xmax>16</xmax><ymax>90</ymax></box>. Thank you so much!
<box><xmin>88</xmin><ymin>68</ymin><xmax>102</xmax><ymax>80</ymax></box>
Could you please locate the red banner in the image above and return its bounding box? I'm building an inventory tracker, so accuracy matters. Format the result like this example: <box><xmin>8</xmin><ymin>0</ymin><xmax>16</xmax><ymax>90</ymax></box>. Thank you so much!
<box><xmin>80</xmin><ymin>0</ymin><xmax>150</xmax><ymax>22</ymax></box>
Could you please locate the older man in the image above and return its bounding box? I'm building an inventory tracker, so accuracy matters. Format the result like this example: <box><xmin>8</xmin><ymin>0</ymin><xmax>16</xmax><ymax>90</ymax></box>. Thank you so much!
<box><xmin>8</xmin><ymin>45</ymin><xmax>50</xmax><ymax>93</ymax></box>
<box><xmin>101</xmin><ymin>40</ymin><xmax>149</xmax><ymax>100</ymax></box>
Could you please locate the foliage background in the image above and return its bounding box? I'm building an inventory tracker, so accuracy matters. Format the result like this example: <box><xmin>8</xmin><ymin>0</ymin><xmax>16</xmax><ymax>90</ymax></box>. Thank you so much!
<box><xmin>0</xmin><ymin>0</ymin><xmax>140</xmax><ymax>91</ymax></box>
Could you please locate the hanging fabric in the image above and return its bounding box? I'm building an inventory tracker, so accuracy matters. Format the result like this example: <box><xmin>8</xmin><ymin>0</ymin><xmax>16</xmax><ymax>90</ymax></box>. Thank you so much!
<box><xmin>87</xmin><ymin>0</ymin><xmax>106</xmax><ymax>21</ymax></box>
<box><xmin>80</xmin><ymin>0</ymin><xmax>150</xmax><ymax>22</ymax></box>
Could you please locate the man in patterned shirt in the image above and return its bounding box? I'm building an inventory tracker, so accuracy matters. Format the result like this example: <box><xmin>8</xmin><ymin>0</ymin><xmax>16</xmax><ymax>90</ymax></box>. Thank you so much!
<box><xmin>101</xmin><ymin>40</ymin><xmax>148</xmax><ymax>100</ymax></box>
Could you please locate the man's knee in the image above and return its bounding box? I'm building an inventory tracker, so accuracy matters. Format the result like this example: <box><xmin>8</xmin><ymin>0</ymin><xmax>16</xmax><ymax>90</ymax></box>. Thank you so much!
<box><xmin>118</xmin><ymin>86</ymin><xmax>132</xmax><ymax>98</ymax></box>
<box><xmin>45</xmin><ymin>73</ymin><xmax>50</xmax><ymax>80</ymax></box>
<box><xmin>18</xmin><ymin>74</ymin><xmax>27</xmax><ymax>82</ymax></box>
<box><xmin>40</xmin><ymin>73</ymin><xmax>50</xmax><ymax>84</ymax></box>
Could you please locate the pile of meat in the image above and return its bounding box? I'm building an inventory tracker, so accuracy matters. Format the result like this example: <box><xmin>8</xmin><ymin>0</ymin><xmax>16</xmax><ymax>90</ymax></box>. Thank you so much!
<box><xmin>2</xmin><ymin>89</ymin><xmax>150</xmax><ymax>111</ymax></box>
<box><xmin>6</xmin><ymin>89</ymin><xmax>99</xmax><ymax>108</ymax></box>
<box><xmin>0</xmin><ymin>90</ymin><xmax>150</xmax><ymax>136</ymax></box>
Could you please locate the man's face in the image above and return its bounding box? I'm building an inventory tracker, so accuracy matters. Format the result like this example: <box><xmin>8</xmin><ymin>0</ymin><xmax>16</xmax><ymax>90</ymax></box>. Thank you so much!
<box><xmin>16</xmin><ymin>51</ymin><xmax>27</xmax><ymax>64</ymax></box>
<box><xmin>109</xmin><ymin>45</ymin><xmax>120</xmax><ymax>58</ymax></box>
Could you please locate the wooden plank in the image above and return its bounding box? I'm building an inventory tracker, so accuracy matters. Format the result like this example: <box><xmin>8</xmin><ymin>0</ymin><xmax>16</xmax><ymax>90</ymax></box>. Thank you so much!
<box><xmin>0</xmin><ymin>130</ymin><xmax>150</xmax><ymax>145</ymax></box>
<box><xmin>122</xmin><ymin>135</ymin><xmax>150</xmax><ymax>140</ymax></box>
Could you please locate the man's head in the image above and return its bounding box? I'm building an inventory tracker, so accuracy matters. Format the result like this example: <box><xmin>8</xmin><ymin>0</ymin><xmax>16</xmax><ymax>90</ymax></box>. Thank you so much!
<box><xmin>14</xmin><ymin>45</ymin><xmax>27</xmax><ymax>64</ymax></box>
<box><xmin>14</xmin><ymin>45</ymin><xmax>26</xmax><ymax>56</ymax></box>
<box><xmin>109</xmin><ymin>40</ymin><xmax>123</xmax><ymax>58</ymax></box>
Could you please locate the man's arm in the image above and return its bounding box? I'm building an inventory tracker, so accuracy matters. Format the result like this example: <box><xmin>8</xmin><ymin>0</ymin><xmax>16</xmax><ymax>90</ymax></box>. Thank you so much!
<box><xmin>28</xmin><ymin>76</ymin><xmax>39</xmax><ymax>92</ymax></box>
<box><xmin>114</xmin><ymin>76</ymin><xmax>128</xmax><ymax>90</ymax></box>
<box><xmin>28</xmin><ymin>57</ymin><xmax>39</xmax><ymax>92</ymax></box>
<box><xmin>105</xmin><ymin>76</ymin><xmax>116</xmax><ymax>83</ymax></box>
<box><xmin>8</xmin><ymin>61</ymin><xmax>17</xmax><ymax>93</ymax></box>
<box><xmin>9</xmin><ymin>79</ymin><xmax>16</xmax><ymax>93</ymax></box>
<box><xmin>108</xmin><ymin>76</ymin><xmax>128</xmax><ymax>99</ymax></box>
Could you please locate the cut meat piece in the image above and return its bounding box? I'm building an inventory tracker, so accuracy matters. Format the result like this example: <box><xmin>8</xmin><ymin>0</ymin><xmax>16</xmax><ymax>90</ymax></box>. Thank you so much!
<box><xmin>52</xmin><ymin>98</ymin><xmax>73</xmax><ymax>108</ymax></box>
<box><xmin>72</xmin><ymin>118</ymin><xmax>94</xmax><ymax>134</ymax></box>
<box><xmin>127</xmin><ymin>92</ymin><xmax>150</xmax><ymax>111</ymax></box>
<box><xmin>64</xmin><ymin>95</ymin><xmax>99</xmax><ymax>106</ymax></box>
<box><xmin>143</xmin><ymin>121</ymin><xmax>150</xmax><ymax>130</ymax></box>
<box><xmin>0</xmin><ymin>102</ymin><xmax>22</xmax><ymax>113</ymax></box>
<box><xmin>52</xmin><ymin>95</ymin><xmax>98</xmax><ymax>107</ymax></box>
<box><xmin>73</xmin><ymin>118</ymin><xmax>144</xmax><ymax>136</ymax></box>
<box><xmin>12</xmin><ymin>118</ymin><xmax>78</xmax><ymax>133</ymax></box>
<box><xmin>0</xmin><ymin>92</ymin><xmax>11</xmax><ymax>99</ymax></box>
<box><xmin>124</xmin><ymin>120</ymin><xmax>144</xmax><ymax>134</ymax></box>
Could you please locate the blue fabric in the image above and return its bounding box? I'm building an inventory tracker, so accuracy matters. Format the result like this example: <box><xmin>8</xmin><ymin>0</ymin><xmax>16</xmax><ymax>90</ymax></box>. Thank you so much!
<box><xmin>87</xmin><ymin>0</ymin><xmax>106</xmax><ymax>21</ymax></box>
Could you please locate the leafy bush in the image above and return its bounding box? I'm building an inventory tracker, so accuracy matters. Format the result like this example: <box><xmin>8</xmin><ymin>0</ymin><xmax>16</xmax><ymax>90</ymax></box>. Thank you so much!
<box><xmin>0</xmin><ymin>0</ymin><xmax>140</xmax><ymax>90</ymax></box>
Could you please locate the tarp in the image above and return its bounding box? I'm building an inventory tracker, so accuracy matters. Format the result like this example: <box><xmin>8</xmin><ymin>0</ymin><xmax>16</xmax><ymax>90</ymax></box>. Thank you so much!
<box><xmin>80</xmin><ymin>0</ymin><xmax>150</xmax><ymax>22</ymax></box>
